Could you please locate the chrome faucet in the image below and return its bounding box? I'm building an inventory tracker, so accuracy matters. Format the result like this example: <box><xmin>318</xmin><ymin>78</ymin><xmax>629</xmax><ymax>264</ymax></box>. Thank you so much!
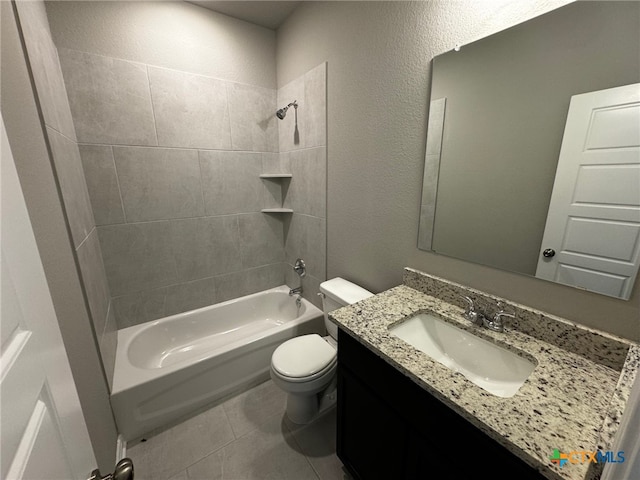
<box><xmin>459</xmin><ymin>295</ymin><xmax>485</xmax><ymax>326</ymax></box>
<box><xmin>459</xmin><ymin>296</ymin><xmax>514</xmax><ymax>333</ymax></box>
<box><xmin>483</xmin><ymin>303</ymin><xmax>515</xmax><ymax>333</ymax></box>
<box><xmin>289</xmin><ymin>286</ymin><xmax>303</xmax><ymax>296</ymax></box>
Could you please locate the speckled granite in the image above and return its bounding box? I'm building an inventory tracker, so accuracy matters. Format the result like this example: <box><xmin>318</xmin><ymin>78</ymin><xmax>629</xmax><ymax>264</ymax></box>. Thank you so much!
<box><xmin>329</xmin><ymin>270</ymin><xmax>638</xmax><ymax>480</ymax></box>
<box><xmin>403</xmin><ymin>268</ymin><xmax>631</xmax><ymax>371</ymax></box>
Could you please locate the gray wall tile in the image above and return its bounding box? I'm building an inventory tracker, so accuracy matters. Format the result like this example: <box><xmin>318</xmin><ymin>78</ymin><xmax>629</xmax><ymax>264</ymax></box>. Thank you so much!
<box><xmin>148</xmin><ymin>66</ymin><xmax>231</xmax><ymax>149</ymax></box>
<box><xmin>284</xmin><ymin>147</ymin><xmax>326</xmax><ymax>218</ymax></box>
<box><xmin>262</xmin><ymin>152</ymin><xmax>290</xmax><ymax>173</ymax></box>
<box><xmin>113</xmin><ymin>146</ymin><xmax>204</xmax><ymax>222</ymax></box>
<box><xmin>277</xmin><ymin>75</ymin><xmax>305</xmax><ymax>151</ymax></box>
<box><xmin>46</xmin><ymin>127</ymin><xmax>95</xmax><ymax>248</ymax></box>
<box><xmin>238</xmin><ymin>213</ymin><xmax>284</xmax><ymax>269</ymax></box>
<box><xmin>261</xmin><ymin>152</ymin><xmax>291</xmax><ymax>209</ymax></box>
<box><xmin>76</xmin><ymin>228</ymin><xmax>111</xmax><ymax>337</ymax></box>
<box><xmin>165</xmin><ymin>277</ymin><xmax>217</xmax><ymax>317</ymax></box>
<box><xmin>15</xmin><ymin>1</ymin><xmax>77</xmax><ymax>140</ymax></box>
<box><xmin>99</xmin><ymin>303</ymin><xmax>118</xmax><ymax>391</ymax></box>
<box><xmin>227</xmin><ymin>82</ymin><xmax>278</xmax><ymax>152</ymax></box>
<box><xmin>285</xmin><ymin>214</ymin><xmax>326</xmax><ymax>281</ymax></box>
<box><xmin>98</xmin><ymin>222</ymin><xmax>177</xmax><ymax>296</ymax></box>
<box><xmin>215</xmin><ymin>263</ymin><xmax>284</xmax><ymax>303</ymax></box>
<box><xmin>303</xmin><ymin>63</ymin><xmax>327</xmax><ymax>148</ymax></box>
<box><xmin>113</xmin><ymin>288</ymin><xmax>167</xmax><ymax>329</ymax></box>
<box><xmin>170</xmin><ymin>216</ymin><xmax>241</xmax><ymax>281</ymax></box>
<box><xmin>199</xmin><ymin>151</ymin><xmax>263</xmax><ymax>215</ymax></box>
<box><xmin>79</xmin><ymin>144</ymin><xmax>125</xmax><ymax>225</ymax></box>
<box><xmin>58</xmin><ymin>48</ymin><xmax>157</xmax><ymax>146</ymax></box>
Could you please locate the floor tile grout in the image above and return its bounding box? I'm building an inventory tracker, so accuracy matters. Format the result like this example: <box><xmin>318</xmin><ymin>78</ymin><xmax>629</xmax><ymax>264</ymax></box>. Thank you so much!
<box><xmin>129</xmin><ymin>380</ymin><xmax>341</xmax><ymax>480</ymax></box>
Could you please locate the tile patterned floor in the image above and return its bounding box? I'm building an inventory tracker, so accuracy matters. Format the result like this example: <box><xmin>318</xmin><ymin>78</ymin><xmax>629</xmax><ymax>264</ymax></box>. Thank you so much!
<box><xmin>128</xmin><ymin>380</ymin><xmax>349</xmax><ymax>480</ymax></box>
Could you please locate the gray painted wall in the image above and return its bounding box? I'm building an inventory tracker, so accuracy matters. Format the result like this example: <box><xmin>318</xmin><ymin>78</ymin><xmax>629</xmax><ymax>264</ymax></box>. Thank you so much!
<box><xmin>1</xmin><ymin>1</ymin><xmax>117</xmax><ymax>471</ymax></box>
<box><xmin>276</xmin><ymin>0</ymin><xmax>639</xmax><ymax>341</ymax></box>
<box><xmin>430</xmin><ymin>1</ymin><xmax>640</xmax><ymax>275</ymax></box>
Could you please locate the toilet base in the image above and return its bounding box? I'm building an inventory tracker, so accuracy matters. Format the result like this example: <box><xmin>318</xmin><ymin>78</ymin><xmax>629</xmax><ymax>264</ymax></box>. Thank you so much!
<box><xmin>285</xmin><ymin>376</ymin><xmax>337</xmax><ymax>425</ymax></box>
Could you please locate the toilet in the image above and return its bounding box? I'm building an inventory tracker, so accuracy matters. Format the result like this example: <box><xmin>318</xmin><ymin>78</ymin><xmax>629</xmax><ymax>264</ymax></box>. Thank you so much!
<box><xmin>270</xmin><ymin>277</ymin><xmax>374</xmax><ymax>424</ymax></box>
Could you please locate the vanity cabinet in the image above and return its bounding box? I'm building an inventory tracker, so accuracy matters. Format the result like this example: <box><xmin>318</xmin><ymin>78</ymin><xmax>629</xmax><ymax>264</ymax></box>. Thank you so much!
<box><xmin>336</xmin><ymin>329</ymin><xmax>545</xmax><ymax>480</ymax></box>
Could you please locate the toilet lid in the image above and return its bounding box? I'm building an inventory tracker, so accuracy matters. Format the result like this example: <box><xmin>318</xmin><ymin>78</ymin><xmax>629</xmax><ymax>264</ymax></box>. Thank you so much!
<box><xmin>272</xmin><ymin>334</ymin><xmax>337</xmax><ymax>378</ymax></box>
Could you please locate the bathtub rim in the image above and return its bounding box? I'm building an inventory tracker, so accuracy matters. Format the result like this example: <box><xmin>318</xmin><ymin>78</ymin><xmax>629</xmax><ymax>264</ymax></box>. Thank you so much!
<box><xmin>111</xmin><ymin>285</ymin><xmax>323</xmax><ymax>395</ymax></box>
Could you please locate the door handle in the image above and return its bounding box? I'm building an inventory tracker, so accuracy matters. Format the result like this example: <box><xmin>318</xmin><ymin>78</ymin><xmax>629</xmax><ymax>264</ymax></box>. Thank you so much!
<box><xmin>542</xmin><ymin>248</ymin><xmax>556</xmax><ymax>258</ymax></box>
<box><xmin>89</xmin><ymin>458</ymin><xmax>134</xmax><ymax>480</ymax></box>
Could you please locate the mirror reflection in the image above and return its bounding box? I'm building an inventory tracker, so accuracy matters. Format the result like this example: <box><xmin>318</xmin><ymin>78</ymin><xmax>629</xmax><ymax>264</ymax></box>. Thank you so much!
<box><xmin>418</xmin><ymin>1</ymin><xmax>640</xmax><ymax>300</ymax></box>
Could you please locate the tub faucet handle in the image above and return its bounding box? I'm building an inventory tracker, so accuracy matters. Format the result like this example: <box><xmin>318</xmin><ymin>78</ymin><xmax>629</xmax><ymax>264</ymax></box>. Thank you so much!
<box><xmin>293</xmin><ymin>258</ymin><xmax>306</xmax><ymax>278</ymax></box>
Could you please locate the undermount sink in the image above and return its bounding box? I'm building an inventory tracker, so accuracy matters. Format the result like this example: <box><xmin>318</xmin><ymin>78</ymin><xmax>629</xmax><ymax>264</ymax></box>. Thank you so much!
<box><xmin>389</xmin><ymin>313</ymin><xmax>536</xmax><ymax>398</ymax></box>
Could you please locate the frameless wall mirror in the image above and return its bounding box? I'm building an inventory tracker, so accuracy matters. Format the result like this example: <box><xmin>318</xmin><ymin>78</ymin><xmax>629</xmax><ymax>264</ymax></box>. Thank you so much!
<box><xmin>418</xmin><ymin>1</ymin><xmax>640</xmax><ymax>300</ymax></box>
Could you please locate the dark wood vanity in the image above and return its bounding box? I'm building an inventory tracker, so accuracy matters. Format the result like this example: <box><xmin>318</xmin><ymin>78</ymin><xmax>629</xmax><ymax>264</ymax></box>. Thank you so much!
<box><xmin>336</xmin><ymin>329</ymin><xmax>545</xmax><ymax>479</ymax></box>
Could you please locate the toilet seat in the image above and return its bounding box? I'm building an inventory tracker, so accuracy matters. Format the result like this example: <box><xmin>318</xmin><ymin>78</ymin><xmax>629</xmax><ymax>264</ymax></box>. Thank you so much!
<box><xmin>271</xmin><ymin>334</ymin><xmax>337</xmax><ymax>382</ymax></box>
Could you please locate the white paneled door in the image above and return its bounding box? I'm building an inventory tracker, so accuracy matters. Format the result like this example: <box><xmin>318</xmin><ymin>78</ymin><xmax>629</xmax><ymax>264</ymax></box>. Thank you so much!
<box><xmin>536</xmin><ymin>84</ymin><xmax>640</xmax><ymax>299</ymax></box>
<box><xmin>1</xmin><ymin>116</ymin><xmax>97</xmax><ymax>479</ymax></box>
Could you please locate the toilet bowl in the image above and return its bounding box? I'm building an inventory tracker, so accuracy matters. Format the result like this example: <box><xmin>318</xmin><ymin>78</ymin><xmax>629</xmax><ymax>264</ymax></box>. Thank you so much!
<box><xmin>270</xmin><ymin>278</ymin><xmax>373</xmax><ymax>424</ymax></box>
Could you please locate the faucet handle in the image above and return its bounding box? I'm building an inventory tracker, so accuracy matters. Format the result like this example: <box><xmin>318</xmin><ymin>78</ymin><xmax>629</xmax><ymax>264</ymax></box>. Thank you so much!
<box><xmin>458</xmin><ymin>295</ymin><xmax>483</xmax><ymax>325</ymax></box>
<box><xmin>459</xmin><ymin>295</ymin><xmax>475</xmax><ymax>312</ymax></box>
<box><xmin>492</xmin><ymin>302</ymin><xmax>515</xmax><ymax>330</ymax></box>
<box><xmin>494</xmin><ymin>301</ymin><xmax>515</xmax><ymax>318</ymax></box>
<box><xmin>493</xmin><ymin>311</ymin><xmax>515</xmax><ymax>322</ymax></box>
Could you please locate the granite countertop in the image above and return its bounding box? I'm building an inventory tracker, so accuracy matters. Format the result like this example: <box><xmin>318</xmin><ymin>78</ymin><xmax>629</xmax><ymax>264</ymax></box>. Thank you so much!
<box><xmin>329</xmin><ymin>272</ymin><xmax>639</xmax><ymax>480</ymax></box>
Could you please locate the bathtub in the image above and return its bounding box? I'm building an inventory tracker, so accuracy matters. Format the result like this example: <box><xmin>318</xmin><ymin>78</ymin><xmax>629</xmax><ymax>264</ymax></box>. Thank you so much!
<box><xmin>110</xmin><ymin>285</ymin><xmax>324</xmax><ymax>440</ymax></box>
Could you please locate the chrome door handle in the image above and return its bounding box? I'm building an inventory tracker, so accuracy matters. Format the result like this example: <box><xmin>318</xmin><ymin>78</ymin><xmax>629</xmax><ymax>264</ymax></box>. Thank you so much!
<box><xmin>542</xmin><ymin>248</ymin><xmax>556</xmax><ymax>258</ymax></box>
<box><xmin>89</xmin><ymin>458</ymin><xmax>134</xmax><ymax>480</ymax></box>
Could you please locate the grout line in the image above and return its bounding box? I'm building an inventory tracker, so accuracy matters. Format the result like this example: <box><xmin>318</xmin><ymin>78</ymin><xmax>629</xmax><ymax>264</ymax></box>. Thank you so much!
<box><xmin>221</xmin><ymin>446</ymin><xmax>226</xmax><ymax>480</ymax></box>
<box><xmin>220</xmin><ymin>401</ymin><xmax>238</xmax><ymax>440</ymax></box>
<box><xmin>196</xmin><ymin>150</ymin><xmax>208</xmax><ymax>217</ymax></box>
<box><xmin>59</xmin><ymin>47</ymin><xmax>276</xmax><ymax>96</ymax></box>
<box><xmin>98</xmin><ymin>210</ymin><xmax>294</xmax><ymax>228</ymax></box>
<box><xmin>102</xmin><ymin>299</ymin><xmax>112</xmax><ymax>340</ymax></box>
<box><xmin>281</xmin><ymin>417</ymin><xmax>322</xmax><ymax>480</ymax></box>
<box><xmin>74</xmin><ymin>225</ymin><xmax>96</xmax><ymax>252</ymax></box>
<box><xmin>224</xmin><ymin>82</ymin><xmax>234</xmax><ymax>150</ymax></box>
<box><xmin>145</xmin><ymin>64</ymin><xmax>160</xmax><ymax>147</ymax></box>
<box><xmin>110</xmin><ymin>262</ymin><xmax>285</xmax><ymax>300</ymax></box>
<box><xmin>75</xmin><ymin>140</ymin><xmax>301</xmax><ymax>155</ymax></box>
<box><xmin>46</xmin><ymin>124</ymin><xmax>77</xmax><ymax>145</ymax></box>
<box><xmin>110</xmin><ymin>145</ymin><xmax>128</xmax><ymax>223</ymax></box>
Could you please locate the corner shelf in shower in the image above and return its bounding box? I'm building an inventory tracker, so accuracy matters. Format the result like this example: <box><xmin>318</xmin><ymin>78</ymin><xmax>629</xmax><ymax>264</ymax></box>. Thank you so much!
<box><xmin>261</xmin><ymin>208</ymin><xmax>294</xmax><ymax>213</ymax></box>
<box><xmin>260</xmin><ymin>173</ymin><xmax>293</xmax><ymax>213</ymax></box>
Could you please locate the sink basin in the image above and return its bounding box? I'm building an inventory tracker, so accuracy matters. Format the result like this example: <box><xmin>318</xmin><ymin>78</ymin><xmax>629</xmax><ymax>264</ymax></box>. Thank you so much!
<box><xmin>389</xmin><ymin>313</ymin><xmax>536</xmax><ymax>398</ymax></box>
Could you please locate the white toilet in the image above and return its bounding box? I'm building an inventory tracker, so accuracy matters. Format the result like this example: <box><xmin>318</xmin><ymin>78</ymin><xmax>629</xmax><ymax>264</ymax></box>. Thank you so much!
<box><xmin>270</xmin><ymin>277</ymin><xmax>373</xmax><ymax>424</ymax></box>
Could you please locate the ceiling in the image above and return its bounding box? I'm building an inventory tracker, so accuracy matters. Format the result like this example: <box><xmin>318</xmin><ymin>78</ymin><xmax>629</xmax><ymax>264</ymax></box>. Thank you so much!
<box><xmin>188</xmin><ymin>1</ymin><xmax>302</xmax><ymax>30</ymax></box>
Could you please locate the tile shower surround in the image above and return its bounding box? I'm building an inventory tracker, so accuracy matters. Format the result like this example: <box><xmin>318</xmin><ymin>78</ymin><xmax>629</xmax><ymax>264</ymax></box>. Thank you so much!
<box><xmin>59</xmin><ymin>48</ymin><xmax>327</xmax><ymax>328</ymax></box>
<box><xmin>15</xmin><ymin>1</ymin><xmax>117</xmax><ymax>388</ymax></box>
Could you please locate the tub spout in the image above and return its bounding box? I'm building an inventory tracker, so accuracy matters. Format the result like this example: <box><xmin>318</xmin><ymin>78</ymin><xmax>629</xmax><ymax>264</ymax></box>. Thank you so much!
<box><xmin>289</xmin><ymin>286</ymin><xmax>303</xmax><ymax>296</ymax></box>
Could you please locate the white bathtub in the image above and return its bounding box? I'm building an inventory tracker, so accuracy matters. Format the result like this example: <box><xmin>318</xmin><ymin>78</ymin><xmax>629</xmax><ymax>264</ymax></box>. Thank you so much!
<box><xmin>110</xmin><ymin>286</ymin><xmax>324</xmax><ymax>440</ymax></box>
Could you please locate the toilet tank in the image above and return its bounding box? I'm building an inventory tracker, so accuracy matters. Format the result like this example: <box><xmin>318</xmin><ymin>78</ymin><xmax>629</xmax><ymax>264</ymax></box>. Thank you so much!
<box><xmin>319</xmin><ymin>277</ymin><xmax>374</xmax><ymax>339</ymax></box>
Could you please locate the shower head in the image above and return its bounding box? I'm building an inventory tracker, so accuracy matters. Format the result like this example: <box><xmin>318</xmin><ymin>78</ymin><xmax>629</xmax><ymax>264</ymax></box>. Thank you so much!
<box><xmin>276</xmin><ymin>100</ymin><xmax>297</xmax><ymax>120</ymax></box>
